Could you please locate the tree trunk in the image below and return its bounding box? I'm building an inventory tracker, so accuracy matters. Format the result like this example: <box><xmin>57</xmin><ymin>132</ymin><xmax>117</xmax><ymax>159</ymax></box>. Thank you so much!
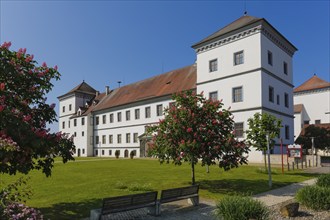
<box><xmin>191</xmin><ymin>161</ymin><xmax>195</xmax><ymax>185</ymax></box>
<box><xmin>263</xmin><ymin>150</ymin><xmax>267</xmax><ymax>171</ymax></box>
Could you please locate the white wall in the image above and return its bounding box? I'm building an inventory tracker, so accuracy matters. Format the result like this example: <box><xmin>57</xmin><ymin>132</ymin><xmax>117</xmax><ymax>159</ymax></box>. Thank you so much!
<box><xmin>294</xmin><ymin>89</ymin><xmax>330</xmax><ymax>125</ymax></box>
<box><xmin>196</xmin><ymin>33</ymin><xmax>261</xmax><ymax>84</ymax></box>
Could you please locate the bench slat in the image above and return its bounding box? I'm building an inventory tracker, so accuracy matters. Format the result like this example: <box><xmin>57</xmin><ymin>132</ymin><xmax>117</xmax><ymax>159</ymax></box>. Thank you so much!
<box><xmin>101</xmin><ymin>191</ymin><xmax>157</xmax><ymax>215</ymax></box>
<box><xmin>160</xmin><ymin>185</ymin><xmax>199</xmax><ymax>202</ymax></box>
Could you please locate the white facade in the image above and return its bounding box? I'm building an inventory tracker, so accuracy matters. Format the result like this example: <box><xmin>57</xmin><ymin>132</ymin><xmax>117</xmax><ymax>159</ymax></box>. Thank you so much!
<box><xmin>58</xmin><ymin>15</ymin><xmax>297</xmax><ymax>162</ymax></box>
<box><xmin>294</xmin><ymin>81</ymin><xmax>330</xmax><ymax>139</ymax></box>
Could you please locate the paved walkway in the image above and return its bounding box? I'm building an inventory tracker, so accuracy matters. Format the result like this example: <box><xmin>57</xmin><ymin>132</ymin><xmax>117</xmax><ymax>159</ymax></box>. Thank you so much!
<box><xmin>88</xmin><ymin>167</ymin><xmax>329</xmax><ymax>220</ymax></box>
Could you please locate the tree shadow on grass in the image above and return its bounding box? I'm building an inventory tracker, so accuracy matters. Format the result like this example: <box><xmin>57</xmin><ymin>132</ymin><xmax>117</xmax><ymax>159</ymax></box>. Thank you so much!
<box><xmin>39</xmin><ymin>198</ymin><xmax>101</xmax><ymax>220</ymax></box>
<box><xmin>197</xmin><ymin>179</ymin><xmax>294</xmax><ymax>196</ymax></box>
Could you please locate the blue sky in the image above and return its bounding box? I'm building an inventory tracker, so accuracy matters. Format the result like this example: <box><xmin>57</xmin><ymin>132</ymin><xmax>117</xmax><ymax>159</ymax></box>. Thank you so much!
<box><xmin>1</xmin><ymin>1</ymin><xmax>329</xmax><ymax>132</ymax></box>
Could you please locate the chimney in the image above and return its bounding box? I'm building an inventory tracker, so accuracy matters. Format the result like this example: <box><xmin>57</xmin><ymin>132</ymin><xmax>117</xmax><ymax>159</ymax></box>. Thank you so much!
<box><xmin>96</xmin><ymin>91</ymin><xmax>99</xmax><ymax>96</ymax></box>
<box><xmin>106</xmin><ymin>86</ymin><xmax>110</xmax><ymax>95</ymax></box>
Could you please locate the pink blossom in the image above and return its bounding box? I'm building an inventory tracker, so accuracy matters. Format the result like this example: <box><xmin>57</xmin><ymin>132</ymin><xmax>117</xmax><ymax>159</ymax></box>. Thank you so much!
<box><xmin>42</xmin><ymin>62</ymin><xmax>47</xmax><ymax>67</ymax></box>
<box><xmin>0</xmin><ymin>83</ymin><xmax>5</xmax><ymax>91</ymax></box>
<box><xmin>54</xmin><ymin>65</ymin><xmax>58</xmax><ymax>71</ymax></box>
<box><xmin>25</xmin><ymin>54</ymin><xmax>34</xmax><ymax>63</ymax></box>
<box><xmin>187</xmin><ymin>127</ymin><xmax>193</xmax><ymax>133</ymax></box>
<box><xmin>1</xmin><ymin>41</ymin><xmax>11</xmax><ymax>49</ymax></box>
<box><xmin>50</xmin><ymin>103</ymin><xmax>56</xmax><ymax>109</ymax></box>
<box><xmin>0</xmin><ymin>105</ymin><xmax>4</xmax><ymax>112</ymax></box>
<box><xmin>23</xmin><ymin>115</ymin><xmax>32</xmax><ymax>122</ymax></box>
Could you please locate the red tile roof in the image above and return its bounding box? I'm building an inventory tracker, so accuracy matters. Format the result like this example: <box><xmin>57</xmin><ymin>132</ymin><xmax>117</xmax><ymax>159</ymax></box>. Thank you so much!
<box><xmin>294</xmin><ymin>104</ymin><xmax>304</xmax><ymax>113</ymax></box>
<box><xmin>91</xmin><ymin>64</ymin><xmax>197</xmax><ymax>112</ymax></box>
<box><xmin>294</xmin><ymin>75</ymin><xmax>330</xmax><ymax>93</ymax></box>
<box><xmin>58</xmin><ymin>81</ymin><xmax>97</xmax><ymax>99</ymax></box>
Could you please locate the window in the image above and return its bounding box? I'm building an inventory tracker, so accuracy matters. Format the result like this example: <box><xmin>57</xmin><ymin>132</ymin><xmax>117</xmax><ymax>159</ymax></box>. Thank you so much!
<box><xmin>234</xmin><ymin>51</ymin><xmax>244</xmax><ymax>65</ymax></box>
<box><xmin>109</xmin><ymin>135</ymin><xmax>113</xmax><ymax>144</ymax></box>
<box><xmin>74</xmin><ymin>132</ymin><xmax>77</xmax><ymax>137</ymax></box>
<box><xmin>315</xmin><ymin>120</ymin><xmax>321</xmax><ymax>124</ymax></box>
<box><xmin>102</xmin><ymin>115</ymin><xmax>106</xmax><ymax>124</ymax></box>
<box><xmin>285</xmin><ymin>125</ymin><xmax>290</xmax><ymax>140</ymax></box>
<box><xmin>109</xmin><ymin>150</ymin><xmax>112</xmax><ymax>156</ymax></box>
<box><xmin>232</xmin><ymin>87</ymin><xmax>243</xmax><ymax>103</ymax></box>
<box><xmin>117</xmin><ymin>112</ymin><xmax>122</xmax><ymax>122</ymax></box>
<box><xmin>145</xmin><ymin>107</ymin><xmax>151</xmax><ymax>118</ymax></box>
<box><xmin>276</xmin><ymin>95</ymin><xmax>280</xmax><ymax>105</ymax></box>
<box><xmin>126</xmin><ymin>133</ymin><xmax>131</xmax><ymax>143</ymax></box>
<box><xmin>81</xmin><ymin>118</ymin><xmax>85</xmax><ymax>126</ymax></box>
<box><xmin>268</xmin><ymin>51</ymin><xmax>273</xmax><ymax>66</ymax></box>
<box><xmin>284</xmin><ymin>93</ymin><xmax>289</xmax><ymax>108</ymax></box>
<box><xmin>69</xmin><ymin>104</ymin><xmax>72</xmax><ymax>111</ymax></box>
<box><xmin>95</xmin><ymin>150</ymin><xmax>98</xmax><ymax>156</ymax></box>
<box><xmin>304</xmin><ymin>120</ymin><xmax>310</xmax><ymax>125</ymax></box>
<box><xmin>68</xmin><ymin>121</ymin><xmax>70</xmax><ymax>128</ymax></box>
<box><xmin>102</xmin><ymin>150</ymin><xmax>104</xmax><ymax>155</ymax></box>
<box><xmin>82</xmin><ymin>149</ymin><xmax>85</xmax><ymax>154</ymax></box>
<box><xmin>283</xmin><ymin>62</ymin><xmax>288</xmax><ymax>75</ymax></box>
<box><xmin>133</xmin><ymin>133</ymin><xmax>138</xmax><ymax>143</ymax></box>
<box><xmin>269</xmin><ymin>86</ymin><xmax>274</xmax><ymax>103</ymax></box>
<box><xmin>156</xmin><ymin>104</ymin><xmax>163</xmax><ymax>116</ymax></box>
<box><xmin>126</xmin><ymin>110</ymin><xmax>130</xmax><ymax>121</ymax></box>
<box><xmin>96</xmin><ymin>136</ymin><xmax>99</xmax><ymax>144</ymax></box>
<box><xmin>135</xmin><ymin>109</ymin><xmax>140</xmax><ymax>120</ymax></box>
<box><xmin>102</xmin><ymin>135</ymin><xmax>106</xmax><ymax>144</ymax></box>
<box><xmin>117</xmin><ymin>134</ymin><xmax>122</xmax><ymax>143</ymax></box>
<box><xmin>62</xmin><ymin>121</ymin><xmax>65</xmax><ymax>129</ymax></box>
<box><xmin>209</xmin><ymin>91</ymin><xmax>218</xmax><ymax>101</ymax></box>
<box><xmin>234</xmin><ymin>123</ymin><xmax>244</xmax><ymax>138</ymax></box>
<box><xmin>62</xmin><ymin>106</ymin><xmax>65</xmax><ymax>113</ymax></box>
<box><xmin>209</xmin><ymin>59</ymin><xmax>218</xmax><ymax>72</ymax></box>
<box><xmin>109</xmin><ymin>113</ymin><xmax>114</xmax><ymax>123</ymax></box>
<box><xmin>96</xmin><ymin>116</ymin><xmax>99</xmax><ymax>125</ymax></box>
<box><xmin>82</xmin><ymin>131</ymin><xmax>84</xmax><ymax>137</ymax></box>
<box><xmin>74</xmin><ymin>119</ymin><xmax>77</xmax><ymax>127</ymax></box>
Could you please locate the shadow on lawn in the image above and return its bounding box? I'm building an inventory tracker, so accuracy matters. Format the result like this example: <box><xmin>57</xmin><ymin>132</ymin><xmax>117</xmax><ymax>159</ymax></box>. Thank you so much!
<box><xmin>39</xmin><ymin>198</ymin><xmax>101</xmax><ymax>220</ymax></box>
<box><xmin>198</xmin><ymin>179</ymin><xmax>293</xmax><ymax>196</ymax></box>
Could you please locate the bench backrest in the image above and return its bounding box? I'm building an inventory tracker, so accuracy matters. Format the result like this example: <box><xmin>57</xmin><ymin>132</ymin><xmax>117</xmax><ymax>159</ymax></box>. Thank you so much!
<box><xmin>160</xmin><ymin>185</ymin><xmax>199</xmax><ymax>202</ymax></box>
<box><xmin>101</xmin><ymin>191</ymin><xmax>158</xmax><ymax>215</ymax></box>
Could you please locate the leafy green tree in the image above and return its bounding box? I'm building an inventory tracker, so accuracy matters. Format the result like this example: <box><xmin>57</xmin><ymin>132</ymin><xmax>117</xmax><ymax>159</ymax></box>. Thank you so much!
<box><xmin>246</xmin><ymin>113</ymin><xmax>282</xmax><ymax>171</ymax></box>
<box><xmin>147</xmin><ymin>90</ymin><xmax>249</xmax><ymax>185</ymax></box>
<box><xmin>0</xmin><ymin>42</ymin><xmax>75</xmax><ymax>177</ymax></box>
<box><xmin>295</xmin><ymin>125</ymin><xmax>330</xmax><ymax>154</ymax></box>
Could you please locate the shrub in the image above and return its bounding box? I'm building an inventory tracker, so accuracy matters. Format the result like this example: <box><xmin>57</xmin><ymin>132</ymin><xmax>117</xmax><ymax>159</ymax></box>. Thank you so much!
<box><xmin>316</xmin><ymin>173</ymin><xmax>330</xmax><ymax>188</ymax></box>
<box><xmin>296</xmin><ymin>185</ymin><xmax>330</xmax><ymax>210</ymax></box>
<box><xmin>214</xmin><ymin>195</ymin><xmax>269</xmax><ymax>220</ymax></box>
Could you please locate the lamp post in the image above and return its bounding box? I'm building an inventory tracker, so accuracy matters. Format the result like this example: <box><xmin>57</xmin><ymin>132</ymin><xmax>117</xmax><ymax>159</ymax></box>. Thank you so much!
<box><xmin>266</xmin><ymin>134</ymin><xmax>272</xmax><ymax>188</ymax></box>
<box><xmin>311</xmin><ymin>137</ymin><xmax>315</xmax><ymax>167</ymax></box>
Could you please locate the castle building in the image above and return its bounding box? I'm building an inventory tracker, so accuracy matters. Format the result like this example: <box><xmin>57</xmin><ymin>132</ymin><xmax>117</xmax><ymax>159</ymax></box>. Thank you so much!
<box><xmin>293</xmin><ymin>75</ymin><xmax>330</xmax><ymax>140</ymax></box>
<box><xmin>58</xmin><ymin>15</ymin><xmax>297</xmax><ymax>162</ymax></box>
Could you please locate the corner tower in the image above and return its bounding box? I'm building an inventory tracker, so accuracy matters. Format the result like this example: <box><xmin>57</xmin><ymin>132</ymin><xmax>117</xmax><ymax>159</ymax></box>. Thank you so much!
<box><xmin>192</xmin><ymin>15</ymin><xmax>297</xmax><ymax>160</ymax></box>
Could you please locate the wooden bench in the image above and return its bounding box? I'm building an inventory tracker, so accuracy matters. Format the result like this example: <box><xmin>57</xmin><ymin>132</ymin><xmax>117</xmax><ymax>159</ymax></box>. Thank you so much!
<box><xmin>90</xmin><ymin>191</ymin><xmax>158</xmax><ymax>220</ymax></box>
<box><xmin>156</xmin><ymin>185</ymin><xmax>199</xmax><ymax>215</ymax></box>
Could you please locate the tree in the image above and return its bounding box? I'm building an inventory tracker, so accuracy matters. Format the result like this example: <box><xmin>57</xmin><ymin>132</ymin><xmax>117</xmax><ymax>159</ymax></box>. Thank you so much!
<box><xmin>147</xmin><ymin>90</ymin><xmax>249</xmax><ymax>185</ymax></box>
<box><xmin>295</xmin><ymin>125</ymin><xmax>330</xmax><ymax>154</ymax></box>
<box><xmin>0</xmin><ymin>42</ymin><xmax>75</xmax><ymax>177</ymax></box>
<box><xmin>246</xmin><ymin>113</ymin><xmax>282</xmax><ymax>171</ymax></box>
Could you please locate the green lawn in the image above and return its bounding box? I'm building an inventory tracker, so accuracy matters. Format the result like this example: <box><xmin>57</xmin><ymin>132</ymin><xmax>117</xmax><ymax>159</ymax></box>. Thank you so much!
<box><xmin>1</xmin><ymin>158</ymin><xmax>318</xmax><ymax>219</ymax></box>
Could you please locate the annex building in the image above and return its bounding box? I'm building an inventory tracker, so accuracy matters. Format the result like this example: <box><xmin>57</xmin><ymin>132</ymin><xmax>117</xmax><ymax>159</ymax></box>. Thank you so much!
<box><xmin>294</xmin><ymin>75</ymin><xmax>330</xmax><ymax>140</ymax></box>
<box><xmin>58</xmin><ymin>15</ymin><xmax>297</xmax><ymax>163</ymax></box>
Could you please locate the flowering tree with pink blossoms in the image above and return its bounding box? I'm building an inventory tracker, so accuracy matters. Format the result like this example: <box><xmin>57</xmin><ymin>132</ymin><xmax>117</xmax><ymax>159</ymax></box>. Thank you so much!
<box><xmin>147</xmin><ymin>90</ymin><xmax>249</xmax><ymax>185</ymax></box>
<box><xmin>0</xmin><ymin>42</ymin><xmax>75</xmax><ymax>219</ymax></box>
